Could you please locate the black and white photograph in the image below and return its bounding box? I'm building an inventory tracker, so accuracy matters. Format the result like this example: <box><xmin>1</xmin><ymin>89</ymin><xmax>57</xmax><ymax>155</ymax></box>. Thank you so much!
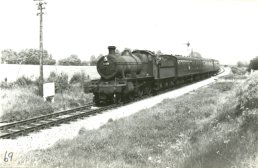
<box><xmin>0</xmin><ymin>0</ymin><xmax>257</xmax><ymax>167</ymax></box>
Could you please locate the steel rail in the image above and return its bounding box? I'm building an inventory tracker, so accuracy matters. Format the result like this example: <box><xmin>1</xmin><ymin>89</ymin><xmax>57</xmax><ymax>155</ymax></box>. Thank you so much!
<box><xmin>0</xmin><ymin>103</ymin><xmax>93</xmax><ymax>132</ymax></box>
<box><xmin>0</xmin><ymin>104</ymin><xmax>118</xmax><ymax>139</ymax></box>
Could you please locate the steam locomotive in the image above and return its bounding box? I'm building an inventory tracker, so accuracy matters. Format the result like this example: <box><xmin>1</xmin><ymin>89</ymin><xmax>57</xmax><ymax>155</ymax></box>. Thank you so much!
<box><xmin>86</xmin><ymin>46</ymin><xmax>219</xmax><ymax>105</ymax></box>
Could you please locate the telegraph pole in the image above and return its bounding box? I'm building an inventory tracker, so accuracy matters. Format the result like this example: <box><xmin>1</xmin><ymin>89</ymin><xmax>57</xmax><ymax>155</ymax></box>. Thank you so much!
<box><xmin>34</xmin><ymin>0</ymin><xmax>47</xmax><ymax>97</ymax></box>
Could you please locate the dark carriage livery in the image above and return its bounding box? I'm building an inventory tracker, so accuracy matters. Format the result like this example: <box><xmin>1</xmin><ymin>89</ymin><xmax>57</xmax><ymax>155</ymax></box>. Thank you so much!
<box><xmin>86</xmin><ymin>46</ymin><xmax>219</xmax><ymax>105</ymax></box>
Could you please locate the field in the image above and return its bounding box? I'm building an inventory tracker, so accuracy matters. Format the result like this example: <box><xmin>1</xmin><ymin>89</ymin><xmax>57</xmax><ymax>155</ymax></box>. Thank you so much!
<box><xmin>0</xmin><ymin>64</ymin><xmax>99</xmax><ymax>82</ymax></box>
<box><xmin>11</xmin><ymin>71</ymin><xmax>258</xmax><ymax>168</ymax></box>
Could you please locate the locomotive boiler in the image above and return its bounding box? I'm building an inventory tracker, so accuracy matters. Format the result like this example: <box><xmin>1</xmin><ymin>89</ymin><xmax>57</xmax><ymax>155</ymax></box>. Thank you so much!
<box><xmin>86</xmin><ymin>46</ymin><xmax>220</xmax><ymax>105</ymax></box>
<box><xmin>97</xmin><ymin>46</ymin><xmax>148</xmax><ymax>80</ymax></box>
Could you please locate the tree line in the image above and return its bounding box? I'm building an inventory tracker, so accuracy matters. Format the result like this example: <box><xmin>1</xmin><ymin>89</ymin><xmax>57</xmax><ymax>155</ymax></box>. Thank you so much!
<box><xmin>0</xmin><ymin>49</ymin><xmax>99</xmax><ymax>66</ymax></box>
<box><xmin>2</xmin><ymin>48</ymin><xmax>257</xmax><ymax>69</ymax></box>
<box><xmin>236</xmin><ymin>56</ymin><xmax>258</xmax><ymax>70</ymax></box>
<box><xmin>249</xmin><ymin>56</ymin><xmax>258</xmax><ymax>70</ymax></box>
<box><xmin>1</xmin><ymin>49</ymin><xmax>56</xmax><ymax>65</ymax></box>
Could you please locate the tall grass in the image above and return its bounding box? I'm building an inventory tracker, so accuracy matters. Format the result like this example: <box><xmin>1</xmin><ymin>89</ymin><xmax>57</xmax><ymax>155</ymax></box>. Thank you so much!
<box><xmin>0</xmin><ymin>71</ymin><xmax>93</xmax><ymax>122</ymax></box>
<box><xmin>0</xmin><ymin>76</ymin><xmax>35</xmax><ymax>89</ymax></box>
<box><xmin>16</xmin><ymin>73</ymin><xmax>258</xmax><ymax>168</ymax></box>
<box><xmin>183</xmin><ymin>72</ymin><xmax>258</xmax><ymax>168</ymax></box>
<box><xmin>52</xmin><ymin>85</ymin><xmax>93</xmax><ymax>110</ymax></box>
<box><xmin>0</xmin><ymin>86</ymin><xmax>53</xmax><ymax>121</ymax></box>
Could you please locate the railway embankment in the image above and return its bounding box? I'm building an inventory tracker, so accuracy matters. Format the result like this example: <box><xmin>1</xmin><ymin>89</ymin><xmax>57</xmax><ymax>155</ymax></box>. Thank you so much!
<box><xmin>12</xmin><ymin>71</ymin><xmax>257</xmax><ymax>168</ymax></box>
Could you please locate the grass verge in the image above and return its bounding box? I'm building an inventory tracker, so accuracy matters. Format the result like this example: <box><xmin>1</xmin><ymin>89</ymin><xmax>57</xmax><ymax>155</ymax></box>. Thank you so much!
<box><xmin>0</xmin><ymin>86</ymin><xmax>53</xmax><ymax>122</ymax></box>
<box><xmin>0</xmin><ymin>85</ymin><xmax>93</xmax><ymax>122</ymax></box>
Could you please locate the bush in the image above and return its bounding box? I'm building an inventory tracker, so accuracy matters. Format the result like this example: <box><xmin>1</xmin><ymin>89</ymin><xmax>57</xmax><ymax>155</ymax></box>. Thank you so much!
<box><xmin>237</xmin><ymin>72</ymin><xmax>258</xmax><ymax>110</ymax></box>
<box><xmin>47</xmin><ymin>71</ymin><xmax>69</xmax><ymax>92</ymax></box>
<box><xmin>231</xmin><ymin>67</ymin><xmax>247</xmax><ymax>75</ymax></box>
<box><xmin>83</xmin><ymin>81</ymin><xmax>91</xmax><ymax>93</ymax></box>
<box><xmin>0</xmin><ymin>76</ymin><xmax>34</xmax><ymax>89</ymax></box>
<box><xmin>0</xmin><ymin>81</ymin><xmax>13</xmax><ymax>89</ymax></box>
<box><xmin>210</xmin><ymin>82</ymin><xmax>234</xmax><ymax>92</ymax></box>
<box><xmin>15</xmin><ymin>76</ymin><xmax>34</xmax><ymax>86</ymax></box>
<box><xmin>58</xmin><ymin>55</ymin><xmax>82</xmax><ymax>66</ymax></box>
<box><xmin>69</xmin><ymin>71</ymin><xmax>89</xmax><ymax>84</ymax></box>
<box><xmin>249</xmin><ymin>56</ymin><xmax>258</xmax><ymax>70</ymax></box>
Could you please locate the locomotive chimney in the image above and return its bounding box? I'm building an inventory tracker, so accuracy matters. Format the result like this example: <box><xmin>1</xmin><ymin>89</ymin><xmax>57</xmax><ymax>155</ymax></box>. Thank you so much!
<box><xmin>108</xmin><ymin>46</ymin><xmax>116</xmax><ymax>55</ymax></box>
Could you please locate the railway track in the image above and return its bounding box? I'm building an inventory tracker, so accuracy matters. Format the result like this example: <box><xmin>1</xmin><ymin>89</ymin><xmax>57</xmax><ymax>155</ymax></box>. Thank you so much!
<box><xmin>0</xmin><ymin>103</ymin><xmax>118</xmax><ymax>139</ymax></box>
<box><xmin>218</xmin><ymin>67</ymin><xmax>225</xmax><ymax>75</ymax></box>
<box><xmin>0</xmin><ymin>68</ymin><xmax>225</xmax><ymax>139</ymax></box>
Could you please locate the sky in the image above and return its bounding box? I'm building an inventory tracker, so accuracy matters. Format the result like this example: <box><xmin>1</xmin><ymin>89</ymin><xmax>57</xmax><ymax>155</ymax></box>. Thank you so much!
<box><xmin>0</xmin><ymin>0</ymin><xmax>257</xmax><ymax>65</ymax></box>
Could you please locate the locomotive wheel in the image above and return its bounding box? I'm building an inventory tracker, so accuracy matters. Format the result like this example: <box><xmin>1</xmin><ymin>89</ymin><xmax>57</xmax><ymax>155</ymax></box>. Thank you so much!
<box><xmin>113</xmin><ymin>94</ymin><xmax>122</xmax><ymax>104</ymax></box>
<box><xmin>144</xmin><ymin>86</ymin><xmax>152</xmax><ymax>96</ymax></box>
<box><xmin>125</xmin><ymin>92</ymin><xmax>135</xmax><ymax>102</ymax></box>
<box><xmin>169</xmin><ymin>80</ymin><xmax>174</xmax><ymax>88</ymax></box>
<box><xmin>137</xmin><ymin>87</ymin><xmax>144</xmax><ymax>97</ymax></box>
<box><xmin>93</xmin><ymin>95</ymin><xmax>100</xmax><ymax>106</ymax></box>
<box><xmin>164</xmin><ymin>81</ymin><xmax>169</xmax><ymax>88</ymax></box>
<box><xmin>159</xmin><ymin>82</ymin><xmax>163</xmax><ymax>90</ymax></box>
<box><xmin>129</xmin><ymin>93</ymin><xmax>134</xmax><ymax>101</ymax></box>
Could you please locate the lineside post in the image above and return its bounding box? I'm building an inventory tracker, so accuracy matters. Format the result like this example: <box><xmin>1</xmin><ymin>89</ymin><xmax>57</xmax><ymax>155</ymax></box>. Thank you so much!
<box><xmin>34</xmin><ymin>0</ymin><xmax>47</xmax><ymax>97</ymax></box>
